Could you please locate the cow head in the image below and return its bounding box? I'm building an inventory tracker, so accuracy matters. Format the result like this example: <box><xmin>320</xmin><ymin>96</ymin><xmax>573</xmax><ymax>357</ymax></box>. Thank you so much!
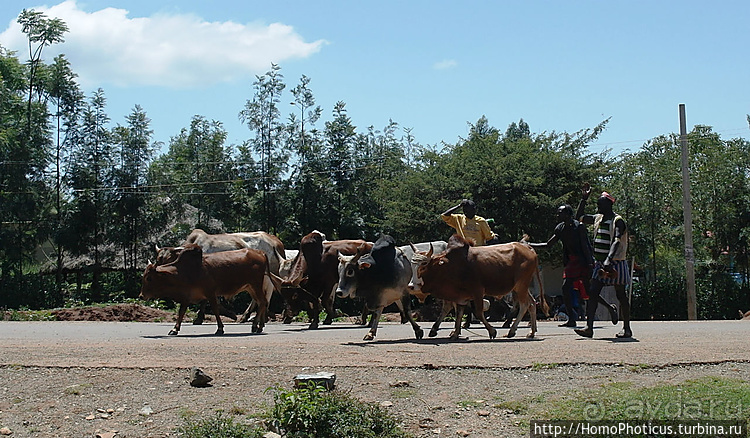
<box><xmin>153</xmin><ymin>244</ymin><xmax>185</xmax><ymax>266</ymax></box>
<box><xmin>140</xmin><ymin>244</ymin><xmax>203</xmax><ymax>300</ymax></box>
<box><xmin>335</xmin><ymin>243</ymin><xmax>368</xmax><ymax>299</ymax></box>
<box><xmin>417</xmin><ymin>235</ymin><xmax>471</xmax><ymax>297</ymax></box>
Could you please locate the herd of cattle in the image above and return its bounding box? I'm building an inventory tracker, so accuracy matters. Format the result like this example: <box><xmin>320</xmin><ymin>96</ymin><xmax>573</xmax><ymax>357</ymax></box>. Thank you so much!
<box><xmin>139</xmin><ymin>229</ymin><xmax>549</xmax><ymax>341</ymax></box>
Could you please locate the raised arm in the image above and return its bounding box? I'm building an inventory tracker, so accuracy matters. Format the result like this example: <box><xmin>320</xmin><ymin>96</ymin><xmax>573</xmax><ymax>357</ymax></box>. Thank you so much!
<box><xmin>576</xmin><ymin>183</ymin><xmax>594</xmax><ymax>224</ymax></box>
<box><xmin>442</xmin><ymin>199</ymin><xmax>467</xmax><ymax>217</ymax></box>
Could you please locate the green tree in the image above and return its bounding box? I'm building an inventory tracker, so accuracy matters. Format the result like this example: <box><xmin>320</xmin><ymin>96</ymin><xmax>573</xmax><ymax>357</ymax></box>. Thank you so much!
<box><xmin>239</xmin><ymin>63</ymin><xmax>288</xmax><ymax>232</ymax></box>
<box><xmin>323</xmin><ymin>101</ymin><xmax>358</xmax><ymax>238</ymax></box>
<box><xmin>288</xmin><ymin>75</ymin><xmax>323</xmax><ymax>236</ymax></box>
<box><xmin>17</xmin><ymin>9</ymin><xmax>68</xmax><ymax>137</ymax></box>
<box><xmin>45</xmin><ymin>54</ymin><xmax>83</xmax><ymax>294</ymax></box>
<box><xmin>149</xmin><ymin>116</ymin><xmax>233</xmax><ymax>232</ymax></box>
<box><xmin>65</xmin><ymin>89</ymin><xmax>113</xmax><ymax>302</ymax></box>
<box><xmin>111</xmin><ymin>105</ymin><xmax>155</xmax><ymax>295</ymax></box>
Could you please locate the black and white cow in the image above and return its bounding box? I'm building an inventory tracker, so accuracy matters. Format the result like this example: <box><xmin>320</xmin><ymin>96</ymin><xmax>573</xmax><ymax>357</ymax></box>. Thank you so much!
<box><xmin>336</xmin><ymin>234</ymin><xmax>424</xmax><ymax>341</ymax></box>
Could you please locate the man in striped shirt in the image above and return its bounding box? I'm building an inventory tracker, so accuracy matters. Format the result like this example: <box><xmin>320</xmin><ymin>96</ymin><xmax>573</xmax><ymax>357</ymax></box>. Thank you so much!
<box><xmin>574</xmin><ymin>183</ymin><xmax>633</xmax><ymax>339</ymax></box>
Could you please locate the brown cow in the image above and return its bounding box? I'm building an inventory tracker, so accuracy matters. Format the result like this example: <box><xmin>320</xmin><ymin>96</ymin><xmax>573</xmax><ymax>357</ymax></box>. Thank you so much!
<box><xmin>283</xmin><ymin>230</ymin><xmax>373</xmax><ymax>329</ymax></box>
<box><xmin>414</xmin><ymin>234</ymin><xmax>548</xmax><ymax>340</ymax></box>
<box><xmin>140</xmin><ymin>244</ymin><xmax>279</xmax><ymax>336</ymax></box>
<box><xmin>156</xmin><ymin>229</ymin><xmax>287</xmax><ymax>324</ymax></box>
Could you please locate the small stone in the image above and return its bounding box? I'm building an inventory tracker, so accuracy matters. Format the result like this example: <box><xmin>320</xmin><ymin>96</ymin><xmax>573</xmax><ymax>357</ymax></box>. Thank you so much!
<box><xmin>189</xmin><ymin>367</ymin><xmax>213</xmax><ymax>387</ymax></box>
<box><xmin>96</xmin><ymin>433</ymin><xmax>116</xmax><ymax>438</ymax></box>
<box><xmin>106</xmin><ymin>409</ymin><xmax>114</xmax><ymax>414</ymax></box>
<box><xmin>432</xmin><ymin>429</ymin><xmax>441</xmax><ymax>434</ymax></box>
<box><xmin>380</xmin><ymin>401</ymin><xmax>393</xmax><ymax>407</ymax></box>
<box><xmin>138</xmin><ymin>406</ymin><xmax>153</xmax><ymax>416</ymax></box>
<box><xmin>85</xmin><ymin>414</ymin><xmax>96</xmax><ymax>420</ymax></box>
<box><xmin>457</xmin><ymin>430</ymin><xmax>471</xmax><ymax>437</ymax></box>
<box><xmin>99</xmin><ymin>413</ymin><xmax>109</xmax><ymax>419</ymax></box>
<box><xmin>389</xmin><ymin>380</ymin><xmax>410</xmax><ymax>388</ymax></box>
<box><xmin>477</xmin><ymin>410</ymin><xmax>490</xmax><ymax>417</ymax></box>
<box><xmin>0</xmin><ymin>427</ymin><xmax>11</xmax><ymax>436</ymax></box>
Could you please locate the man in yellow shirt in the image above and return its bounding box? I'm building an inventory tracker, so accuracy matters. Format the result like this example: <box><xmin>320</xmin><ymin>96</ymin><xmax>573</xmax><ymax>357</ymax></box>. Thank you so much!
<box><xmin>441</xmin><ymin>199</ymin><xmax>496</xmax><ymax>246</ymax></box>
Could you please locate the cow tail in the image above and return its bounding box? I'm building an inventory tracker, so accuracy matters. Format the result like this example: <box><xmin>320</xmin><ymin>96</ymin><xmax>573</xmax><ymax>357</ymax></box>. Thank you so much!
<box><xmin>535</xmin><ymin>265</ymin><xmax>549</xmax><ymax>317</ymax></box>
<box><xmin>265</xmin><ymin>255</ymin><xmax>283</xmax><ymax>293</ymax></box>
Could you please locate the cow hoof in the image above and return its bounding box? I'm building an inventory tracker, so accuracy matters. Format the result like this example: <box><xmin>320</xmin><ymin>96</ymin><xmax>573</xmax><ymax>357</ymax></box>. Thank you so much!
<box><xmin>428</xmin><ymin>330</ymin><xmax>438</xmax><ymax>338</ymax></box>
<box><xmin>414</xmin><ymin>329</ymin><xmax>424</xmax><ymax>340</ymax></box>
<box><xmin>323</xmin><ymin>319</ymin><xmax>333</xmax><ymax>325</ymax></box>
<box><xmin>168</xmin><ymin>330</ymin><xmax>179</xmax><ymax>336</ymax></box>
<box><xmin>215</xmin><ymin>328</ymin><xmax>225</xmax><ymax>336</ymax></box>
<box><xmin>308</xmin><ymin>321</ymin><xmax>319</xmax><ymax>330</ymax></box>
<box><xmin>506</xmin><ymin>330</ymin><xmax>516</xmax><ymax>338</ymax></box>
<box><xmin>192</xmin><ymin>318</ymin><xmax>204</xmax><ymax>325</ymax></box>
<box><xmin>448</xmin><ymin>331</ymin><xmax>459</xmax><ymax>340</ymax></box>
<box><xmin>488</xmin><ymin>328</ymin><xmax>497</xmax><ymax>339</ymax></box>
<box><xmin>282</xmin><ymin>317</ymin><xmax>293</xmax><ymax>324</ymax></box>
<box><xmin>363</xmin><ymin>333</ymin><xmax>375</xmax><ymax>341</ymax></box>
<box><xmin>526</xmin><ymin>332</ymin><xmax>535</xmax><ymax>339</ymax></box>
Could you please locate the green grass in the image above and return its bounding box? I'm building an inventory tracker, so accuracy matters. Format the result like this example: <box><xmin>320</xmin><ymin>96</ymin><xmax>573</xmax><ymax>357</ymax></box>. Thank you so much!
<box><xmin>503</xmin><ymin>375</ymin><xmax>750</xmax><ymax>428</ymax></box>
<box><xmin>2</xmin><ymin>309</ymin><xmax>57</xmax><ymax>321</ymax></box>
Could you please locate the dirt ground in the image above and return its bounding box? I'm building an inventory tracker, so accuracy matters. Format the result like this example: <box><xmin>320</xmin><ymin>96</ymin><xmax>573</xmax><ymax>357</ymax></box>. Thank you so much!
<box><xmin>1</xmin><ymin>305</ymin><xmax>749</xmax><ymax>438</ymax></box>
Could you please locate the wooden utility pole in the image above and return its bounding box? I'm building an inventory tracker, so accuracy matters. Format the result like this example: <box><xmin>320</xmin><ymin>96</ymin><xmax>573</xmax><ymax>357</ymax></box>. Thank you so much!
<box><xmin>679</xmin><ymin>104</ymin><xmax>698</xmax><ymax>320</ymax></box>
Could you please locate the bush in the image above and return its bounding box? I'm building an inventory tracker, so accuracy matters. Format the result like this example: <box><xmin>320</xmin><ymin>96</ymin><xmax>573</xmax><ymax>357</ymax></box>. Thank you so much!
<box><xmin>269</xmin><ymin>383</ymin><xmax>411</xmax><ymax>438</ymax></box>
<box><xmin>177</xmin><ymin>383</ymin><xmax>412</xmax><ymax>438</ymax></box>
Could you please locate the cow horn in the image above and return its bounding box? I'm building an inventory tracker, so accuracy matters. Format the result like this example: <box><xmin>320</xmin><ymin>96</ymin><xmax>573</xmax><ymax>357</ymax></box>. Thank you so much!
<box><xmin>154</xmin><ymin>243</ymin><xmax>161</xmax><ymax>252</ymax></box>
<box><xmin>426</xmin><ymin>243</ymin><xmax>434</xmax><ymax>258</ymax></box>
<box><xmin>409</xmin><ymin>242</ymin><xmax>418</xmax><ymax>253</ymax></box>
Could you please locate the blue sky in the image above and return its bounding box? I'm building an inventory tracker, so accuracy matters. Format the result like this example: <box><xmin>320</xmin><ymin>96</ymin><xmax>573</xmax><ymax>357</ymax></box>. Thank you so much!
<box><xmin>1</xmin><ymin>0</ymin><xmax>748</xmax><ymax>156</ymax></box>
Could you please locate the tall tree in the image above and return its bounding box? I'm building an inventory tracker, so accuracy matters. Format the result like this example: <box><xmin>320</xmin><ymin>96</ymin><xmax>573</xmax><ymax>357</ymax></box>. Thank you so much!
<box><xmin>288</xmin><ymin>75</ymin><xmax>322</xmax><ymax>235</ymax></box>
<box><xmin>239</xmin><ymin>63</ymin><xmax>287</xmax><ymax>232</ymax></box>
<box><xmin>17</xmin><ymin>9</ymin><xmax>67</xmax><ymax>138</ymax></box>
<box><xmin>66</xmin><ymin>89</ymin><xmax>112</xmax><ymax>302</ymax></box>
<box><xmin>45</xmin><ymin>54</ymin><xmax>83</xmax><ymax>293</ymax></box>
<box><xmin>324</xmin><ymin>101</ymin><xmax>358</xmax><ymax>237</ymax></box>
<box><xmin>111</xmin><ymin>105</ymin><xmax>154</xmax><ymax>293</ymax></box>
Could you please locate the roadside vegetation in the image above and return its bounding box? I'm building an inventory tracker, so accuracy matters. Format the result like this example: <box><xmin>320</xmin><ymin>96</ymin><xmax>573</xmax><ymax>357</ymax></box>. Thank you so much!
<box><xmin>497</xmin><ymin>375</ymin><xmax>750</xmax><ymax>427</ymax></box>
<box><xmin>179</xmin><ymin>383</ymin><xmax>411</xmax><ymax>438</ymax></box>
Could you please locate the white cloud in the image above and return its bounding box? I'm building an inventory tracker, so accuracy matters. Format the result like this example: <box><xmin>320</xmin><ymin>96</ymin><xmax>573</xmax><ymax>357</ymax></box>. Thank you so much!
<box><xmin>433</xmin><ymin>59</ymin><xmax>457</xmax><ymax>70</ymax></box>
<box><xmin>0</xmin><ymin>0</ymin><xmax>327</xmax><ymax>89</ymax></box>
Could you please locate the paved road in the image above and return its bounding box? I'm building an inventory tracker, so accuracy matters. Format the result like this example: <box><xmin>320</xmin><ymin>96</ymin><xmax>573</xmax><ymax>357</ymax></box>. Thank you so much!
<box><xmin>1</xmin><ymin>320</ymin><xmax>748</xmax><ymax>369</ymax></box>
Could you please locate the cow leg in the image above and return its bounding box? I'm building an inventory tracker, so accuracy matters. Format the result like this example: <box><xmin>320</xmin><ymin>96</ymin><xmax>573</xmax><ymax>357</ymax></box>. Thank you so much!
<box><xmin>507</xmin><ymin>299</ymin><xmax>529</xmax><ymax>338</ymax></box>
<box><xmin>193</xmin><ymin>301</ymin><xmax>207</xmax><ymax>325</ymax></box>
<box><xmin>363</xmin><ymin>307</ymin><xmax>383</xmax><ymax>341</ymax></box>
<box><xmin>449</xmin><ymin>304</ymin><xmax>465</xmax><ymax>340</ymax></box>
<box><xmin>429</xmin><ymin>300</ymin><xmax>453</xmax><ymax>337</ymax></box>
<box><xmin>238</xmin><ymin>300</ymin><xmax>257</xmax><ymax>324</ymax></box>
<box><xmin>322</xmin><ymin>284</ymin><xmax>337</xmax><ymax>325</ymax></box>
<box><xmin>472</xmin><ymin>298</ymin><xmax>497</xmax><ymax>339</ymax></box>
<box><xmin>359</xmin><ymin>303</ymin><xmax>371</xmax><ymax>326</ymax></box>
<box><xmin>169</xmin><ymin>303</ymin><xmax>188</xmax><ymax>335</ymax></box>
<box><xmin>252</xmin><ymin>275</ymin><xmax>274</xmax><ymax>334</ymax></box>
<box><xmin>397</xmin><ymin>294</ymin><xmax>423</xmax><ymax>340</ymax></box>
<box><xmin>527</xmin><ymin>291</ymin><xmax>538</xmax><ymax>338</ymax></box>
<box><xmin>206</xmin><ymin>294</ymin><xmax>225</xmax><ymax>336</ymax></box>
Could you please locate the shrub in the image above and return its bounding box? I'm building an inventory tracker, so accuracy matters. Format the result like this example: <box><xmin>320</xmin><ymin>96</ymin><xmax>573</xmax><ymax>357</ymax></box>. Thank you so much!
<box><xmin>268</xmin><ymin>383</ymin><xmax>411</xmax><ymax>438</ymax></box>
